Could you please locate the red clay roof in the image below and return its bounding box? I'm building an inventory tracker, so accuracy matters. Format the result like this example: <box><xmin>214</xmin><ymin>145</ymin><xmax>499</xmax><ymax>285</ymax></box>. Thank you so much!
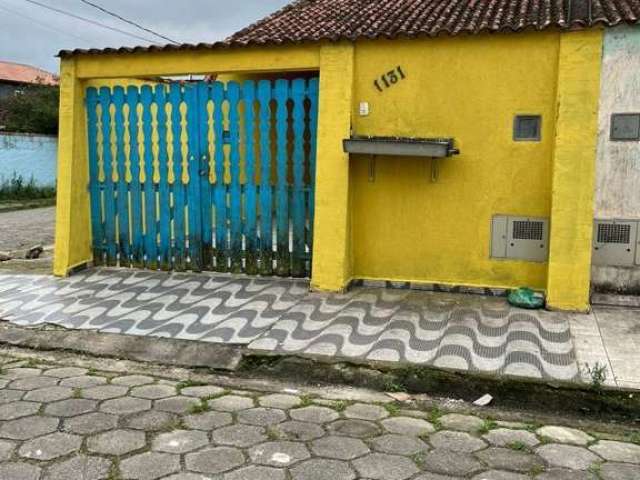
<box><xmin>59</xmin><ymin>0</ymin><xmax>640</xmax><ymax>57</ymax></box>
<box><xmin>0</xmin><ymin>61</ymin><xmax>58</xmax><ymax>86</ymax></box>
<box><xmin>228</xmin><ymin>0</ymin><xmax>639</xmax><ymax>45</ymax></box>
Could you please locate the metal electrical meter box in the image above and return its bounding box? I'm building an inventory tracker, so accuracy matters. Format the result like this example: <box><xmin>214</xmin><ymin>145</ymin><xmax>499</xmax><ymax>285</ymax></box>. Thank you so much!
<box><xmin>491</xmin><ymin>215</ymin><xmax>549</xmax><ymax>262</ymax></box>
<box><xmin>592</xmin><ymin>220</ymin><xmax>638</xmax><ymax>266</ymax></box>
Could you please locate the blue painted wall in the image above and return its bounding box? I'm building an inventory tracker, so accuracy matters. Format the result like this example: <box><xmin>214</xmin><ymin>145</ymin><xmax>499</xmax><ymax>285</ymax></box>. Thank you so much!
<box><xmin>0</xmin><ymin>132</ymin><xmax>57</xmax><ymax>187</ymax></box>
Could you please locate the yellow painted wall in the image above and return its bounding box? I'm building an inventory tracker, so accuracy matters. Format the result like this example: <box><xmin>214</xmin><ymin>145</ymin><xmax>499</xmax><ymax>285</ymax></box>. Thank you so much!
<box><xmin>74</xmin><ymin>45</ymin><xmax>320</xmax><ymax>79</ymax></box>
<box><xmin>311</xmin><ymin>43</ymin><xmax>355</xmax><ymax>291</ymax></box>
<box><xmin>349</xmin><ymin>32</ymin><xmax>560</xmax><ymax>290</ymax></box>
<box><xmin>84</xmin><ymin>78</ymin><xmax>159</xmax><ymax>88</ymax></box>
<box><xmin>54</xmin><ymin>59</ymin><xmax>92</xmax><ymax>275</ymax></box>
<box><xmin>547</xmin><ymin>30</ymin><xmax>603</xmax><ymax>311</ymax></box>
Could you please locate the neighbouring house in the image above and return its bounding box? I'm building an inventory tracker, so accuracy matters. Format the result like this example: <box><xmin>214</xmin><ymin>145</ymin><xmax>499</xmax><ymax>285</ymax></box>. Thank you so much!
<box><xmin>592</xmin><ymin>24</ymin><xmax>640</xmax><ymax>294</ymax></box>
<box><xmin>0</xmin><ymin>60</ymin><xmax>58</xmax><ymax>100</ymax></box>
<box><xmin>53</xmin><ymin>0</ymin><xmax>640</xmax><ymax>312</ymax></box>
<box><xmin>0</xmin><ymin>60</ymin><xmax>58</xmax><ymax>188</ymax></box>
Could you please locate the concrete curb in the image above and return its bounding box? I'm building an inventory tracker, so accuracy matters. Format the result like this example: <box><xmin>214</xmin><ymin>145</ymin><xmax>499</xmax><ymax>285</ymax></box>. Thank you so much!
<box><xmin>239</xmin><ymin>352</ymin><xmax>640</xmax><ymax>423</ymax></box>
<box><xmin>0</xmin><ymin>198</ymin><xmax>56</xmax><ymax>214</ymax></box>
<box><xmin>0</xmin><ymin>323</ymin><xmax>242</xmax><ymax>371</ymax></box>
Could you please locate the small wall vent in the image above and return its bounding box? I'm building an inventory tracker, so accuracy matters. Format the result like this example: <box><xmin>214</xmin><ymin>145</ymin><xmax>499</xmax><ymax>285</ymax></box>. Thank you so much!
<box><xmin>491</xmin><ymin>215</ymin><xmax>549</xmax><ymax>262</ymax></box>
<box><xmin>596</xmin><ymin>223</ymin><xmax>631</xmax><ymax>244</ymax></box>
<box><xmin>512</xmin><ymin>220</ymin><xmax>544</xmax><ymax>241</ymax></box>
<box><xmin>593</xmin><ymin>220</ymin><xmax>637</xmax><ymax>266</ymax></box>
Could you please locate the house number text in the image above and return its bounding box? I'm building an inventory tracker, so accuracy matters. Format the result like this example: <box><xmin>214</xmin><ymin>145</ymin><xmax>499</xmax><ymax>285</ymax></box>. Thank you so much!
<box><xmin>374</xmin><ymin>66</ymin><xmax>406</xmax><ymax>92</ymax></box>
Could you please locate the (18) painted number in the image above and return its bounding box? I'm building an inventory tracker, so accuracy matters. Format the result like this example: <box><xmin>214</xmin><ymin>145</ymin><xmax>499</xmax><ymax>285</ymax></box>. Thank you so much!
<box><xmin>374</xmin><ymin>66</ymin><xmax>406</xmax><ymax>92</ymax></box>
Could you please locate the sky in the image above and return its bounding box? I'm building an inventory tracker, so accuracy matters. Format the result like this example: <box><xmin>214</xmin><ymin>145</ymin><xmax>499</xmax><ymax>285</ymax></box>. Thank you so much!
<box><xmin>0</xmin><ymin>0</ymin><xmax>291</xmax><ymax>73</ymax></box>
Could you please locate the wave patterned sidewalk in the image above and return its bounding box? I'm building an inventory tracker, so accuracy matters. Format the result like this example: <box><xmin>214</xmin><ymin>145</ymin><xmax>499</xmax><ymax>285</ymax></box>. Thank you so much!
<box><xmin>249</xmin><ymin>288</ymin><xmax>578</xmax><ymax>381</ymax></box>
<box><xmin>0</xmin><ymin>269</ymin><xmax>578</xmax><ymax>382</ymax></box>
<box><xmin>0</xmin><ymin>269</ymin><xmax>308</xmax><ymax>344</ymax></box>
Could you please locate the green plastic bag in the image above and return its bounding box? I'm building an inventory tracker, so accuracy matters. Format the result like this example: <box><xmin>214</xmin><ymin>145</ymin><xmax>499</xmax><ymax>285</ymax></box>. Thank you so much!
<box><xmin>507</xmin><ymin>287</ymin><xmax>545</xmax><ymax>309</ymax></box>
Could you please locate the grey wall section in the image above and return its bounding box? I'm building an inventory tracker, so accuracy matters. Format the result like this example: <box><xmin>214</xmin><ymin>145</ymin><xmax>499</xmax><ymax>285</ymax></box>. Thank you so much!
<box><xmin>0</xmin><ymin>132</ymin><xmax>57</xmax><ymax>187</ymax></box>
<box><xmin>593</xmin><ymin>25</ymin><xmax>640</xmax><ymax>293</ymax></box>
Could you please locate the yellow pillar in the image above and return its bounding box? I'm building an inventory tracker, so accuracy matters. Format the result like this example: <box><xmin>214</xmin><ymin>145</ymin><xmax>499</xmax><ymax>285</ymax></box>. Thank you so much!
<box><xmin>54</xmin><ymin>58</ymin><xmax>92</xmax><ymax>276</ymax></box>
<box><xmin>546</xmin><ymin>29</ymin><xmax>603</xmax><ymax>312</ymax></box>
<box><xmin>311</xmin><ymin>42</ymin><xmax>355</xmax><ymax>291</ymax></box>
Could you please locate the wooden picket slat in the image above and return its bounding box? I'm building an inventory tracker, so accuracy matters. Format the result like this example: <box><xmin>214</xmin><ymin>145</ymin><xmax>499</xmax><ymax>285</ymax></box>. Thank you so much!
<box><xmin>227</xmin><ymin>81</ymin><xmax>243</xmax><ymax>273</ymax></box>
<box><xmin>169</xmin><ymin>83</ymin><xmax>186</xmax><ymax>271</ymax></box>
<box><xmin>212</xmin><ymin>81</ymin><xmax>227</xmax><ymax>272</ymax></box>
<box><xmin>126</xmin><ymin>86</ymin><xmax>144</xmax><ymax>268</ymax></box>
<box><xmin>307</xmin><ymin>77</ymin><xmax>320</xmax><ymax>271</ymax></box>
<box><xmin>112</xmin><ymin>87</ymin><xmax>130</xmax><ymax>267</ymax></box>
<box><xmin>98</xmin><ymin>87</ymin><xmax>117</xmax><ymax>266</ymax></box>
<box><xmin>257</xmin><ymin>80</ymin><xmax>273</xmax><ymax>275</ymax></box>
<box><xmin>86</xmin><ymin>77</ymin><xmax>319</xmax><ymax>278</ymax></box>
<box><xmin>86</xmin><ymin>88</ymin><xmax>103</xmax><ymax>266</ymax></box>
<box><xmin>155</xmin><ymin>85</ymin><xmax>171</xmax><ymax>271</ymax></box>
<box><xmin>243</xmin><ymin>80</ymin><xmax>258</xmax><ymax>275</ymax></box>
<box><xmin>291</xmin><ymin>79</ymin><xmax>306</xmax><ymax>277</ymax></box>
<box><xmin>140</xmin><ymin>86</ymin><xmax>158</xmax><ymax>270</ymax></box>
<box><xmin>197</xmin><ymin>82</ymin><xmax>213</xmax><ymax>270</ymax></box>
<box><xmin>274</xmin><ymin>79</ymin><xmax>290</xmax><ymax>276</ymax></box>
<box><xmin>185</xmin><ymin>84</ymin><xmax>202</xmax><ymax>271</ymax></box>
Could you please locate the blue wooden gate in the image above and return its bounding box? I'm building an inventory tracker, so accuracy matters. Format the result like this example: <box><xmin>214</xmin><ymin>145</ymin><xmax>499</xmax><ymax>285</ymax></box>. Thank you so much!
<box><xmin>85</xmin><ymin>78</ymin><xmax>319</xmax><ymax>277</ymax></box>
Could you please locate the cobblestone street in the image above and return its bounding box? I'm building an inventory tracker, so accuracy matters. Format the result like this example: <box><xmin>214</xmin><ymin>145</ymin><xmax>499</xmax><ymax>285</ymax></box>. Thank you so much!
<box><xmin>0</xmin><ymin>352</ymin><xmax>638</xmax><ymax>480</ymax></box>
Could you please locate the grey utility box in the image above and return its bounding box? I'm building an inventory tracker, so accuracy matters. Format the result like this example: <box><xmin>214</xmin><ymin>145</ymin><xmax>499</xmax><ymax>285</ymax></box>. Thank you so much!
<box><xmin>491</xmin><ymin>215</ymin><xmax>549</xmax><ymax>262</ymax></box>
<box><xmin>592</xmin><ymin>220</ymin><xmax>637</xmax><ymax>266</ymax></box>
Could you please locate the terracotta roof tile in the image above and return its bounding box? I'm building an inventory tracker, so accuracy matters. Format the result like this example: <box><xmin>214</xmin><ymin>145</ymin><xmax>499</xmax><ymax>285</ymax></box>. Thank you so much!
<box><xmin>226</xmin><ymin>0</ymin><xmax>640</xmax><ymax>44</ymax></box>
<box><xmin>0</xmin><ymin>61</ymin><xmax>58</xmax><ymax>85</ymax></box>
<box><xmin>59</xmin><ymin>0</ymin><xmax>640</xmax><ymax>58</ymax></box>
